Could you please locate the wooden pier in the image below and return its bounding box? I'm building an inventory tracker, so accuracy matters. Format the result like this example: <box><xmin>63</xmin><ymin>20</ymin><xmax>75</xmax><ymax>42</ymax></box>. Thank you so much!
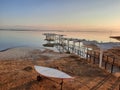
<box><xmin>43</xmin><ymin>33</ymin><xmax>120</xmax><ymax>74</ymax></box>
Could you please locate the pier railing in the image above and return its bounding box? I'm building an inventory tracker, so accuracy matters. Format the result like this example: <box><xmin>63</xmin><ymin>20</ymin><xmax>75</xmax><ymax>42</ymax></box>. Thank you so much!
<box><xmin>43</xmin><ymin>33</ymin><xmax>120</xmax><ymax>73</ymax></box>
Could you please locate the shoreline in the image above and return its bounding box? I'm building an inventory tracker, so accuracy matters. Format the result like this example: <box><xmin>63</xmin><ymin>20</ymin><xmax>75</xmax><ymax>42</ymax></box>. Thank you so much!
<box><xmin>0</xmin><ymin>46</ymin><xmax>52</xmax><ymax>53</ymax></box>
<box><xmin>0</xmin><ymin>48</ymin><xmax>12</xmax><ymax>52</ymax></box>
<box><xmin>0</xmin><ymin>46</ymin><xmax>43</xmax><ymax>52</ymax></box>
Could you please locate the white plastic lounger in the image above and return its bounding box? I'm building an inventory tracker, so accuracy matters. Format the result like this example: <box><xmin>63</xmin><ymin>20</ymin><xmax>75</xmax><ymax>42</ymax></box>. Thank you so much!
<box><xmin>34</xmin><ymin>65</ymin><xmax>73</xmax><ymax>90</ymax></box>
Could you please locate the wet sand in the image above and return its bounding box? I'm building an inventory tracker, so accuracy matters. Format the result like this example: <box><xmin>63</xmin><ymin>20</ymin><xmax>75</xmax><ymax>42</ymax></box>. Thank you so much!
<box><xmin>0</xmin><ymin>47</ymin><xmax>120</xmax><ymax>90</ymax></box>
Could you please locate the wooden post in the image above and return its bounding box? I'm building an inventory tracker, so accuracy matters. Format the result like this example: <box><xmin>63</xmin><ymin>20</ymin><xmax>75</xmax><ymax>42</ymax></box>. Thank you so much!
<box><xmin>72</xmin><ymin>41</ymin><xmax>75</xmax><ymax>53</ymax></box>
<box><xmin>91</xmin><ymin>50</ymin><xmax>93</xmax><ymax>62</ymax></box>
<box><xmin>67</xmin><ymin>39</ymin><xmax>70</xmax><ymax>52</ymax></box>
<box><xmin>61</xmin><ymin>38</ymin><xmax>64</xmax><ymax>52</ymax></box>
<box><xmin>79</xmin><ymin>42</ymin><xmax>81</xmax><ymax>56</ymax></box>
<box><xmin>46</xmin><ymin>35</ymin><xmax>48</xmax><ymax>40</ymax></box>
<box><xmin>58</xmin><ymin>35</ymin><xmax>60</xmax><ymax>44</ymax></box>
<box><xmin>83</xmin><ymin>46</ymin><xmax>86</xmax><ymax>58</ymax></box>
<box><xmin>81</xmin><ymin>46</ymin><xmax>83</xmax><ymax>57</ymax></box>
<box><xmin>99</xmin><ymin>49</ymin><xmax>103</xmax><ymax>68</ymax></box>
<box><xmin>56</xmin><ymin>35</ymin><xmax>58</xmax><ymax>44</ymax></box>
<box><xmin>77</xmin><ymin>49</ymin><xmax>79</xmax><ymax>55</ymax></box>
<box><xmin>111</xmin><ymin>56</ymin><xmax>115</xmax><ymax>73</ymax></box>
<box><xmin>59</xmin><ymin>35</ymin><xmax>62</xmax><ymax>45</ymax></box>
<box><xmin>64</xmin><ymin>39</ymin><xmax>66</xmax><ymax>52</ymax></box>
<box><xmin>60</xmin><ymin>79</ymin><xmax>63</xmax><ymax>90</ymax></box>
<box><xmin>79</xmin><ymin>42</ymin><xmax>80</xmax><ymax>49</ymax></box>
<box><xmin>97</xmin><ymin>52</ymin><xmax>100</xmax><ymax>64</ymax></box>
<box><xmin>53</xmin><ymin>35</ymin><xmax>54</xmax><ymax>43</ymax></box>
<box><xmin>93</xmin><ymin>51</ymin><xmax>95</xmax><ymax>64</ymax></box>
<box><xmin>88</xmin><ymin>50</ymin><xmax>91</xmax><ymax>62</ymax></box>
<box><xmin>45</xmin><ymin>34</ymin><xmax>47</xmax><ymax>39</ymax></box>
<box><xmin>86</xmin><ymin>48</ymin><xmax>88</xmax><ymax>60</ymax></box>
<box><xmin>105</xmin><ymin>55</ymin><xmax>108</xmax><ymax>69</ymax></box>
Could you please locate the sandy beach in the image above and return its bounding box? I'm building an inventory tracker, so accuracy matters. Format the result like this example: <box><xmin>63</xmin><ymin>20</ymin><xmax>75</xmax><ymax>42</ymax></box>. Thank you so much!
<box><xmin>0</xmin><ymin>47</ymin><xmax>120</xmax><ymax>90</ymax></box>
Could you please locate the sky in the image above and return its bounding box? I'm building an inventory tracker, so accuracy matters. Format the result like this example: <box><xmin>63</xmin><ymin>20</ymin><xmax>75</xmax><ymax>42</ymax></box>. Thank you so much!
<box><xmin>0</xmin><ymin>0</ymin><xmax>120</xmax><ymax>31</ymax></box>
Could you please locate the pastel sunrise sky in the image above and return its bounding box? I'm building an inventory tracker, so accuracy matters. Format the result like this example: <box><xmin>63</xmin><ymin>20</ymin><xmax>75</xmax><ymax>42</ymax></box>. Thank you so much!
<box><xmin>0</xmin><ymin>0</ymin><xmax>120</xmax><ymax>30</ymax></box>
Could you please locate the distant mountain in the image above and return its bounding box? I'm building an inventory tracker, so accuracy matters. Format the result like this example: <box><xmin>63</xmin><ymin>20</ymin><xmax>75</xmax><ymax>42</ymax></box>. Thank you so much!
<box><xmin>0</xmin><ymin>29</ymin><xmax>62</xmax><ymax>32</ymax></box>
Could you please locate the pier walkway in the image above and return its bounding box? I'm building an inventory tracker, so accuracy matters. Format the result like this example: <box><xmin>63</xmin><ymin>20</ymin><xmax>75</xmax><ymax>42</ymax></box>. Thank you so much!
<box><xmin>43</xmin><ymin>33</ymin><xmax>120</xmax><ymax>74</ymax></box>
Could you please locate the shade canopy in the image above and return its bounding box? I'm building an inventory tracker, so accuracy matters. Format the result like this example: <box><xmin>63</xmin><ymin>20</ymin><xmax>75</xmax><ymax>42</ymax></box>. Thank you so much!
<box><xmin>110</xmin><ymin>36</ymin><xmax>120</xmax><ymax>41</ymax></box>
<box><xmin>34</xmin><ymin>65</ymin><xmax>73</xmax><ymax>79</ymax></box>
<box><xmin>82</xmin><ymin>41</ymin><xmax>98</xmax><ymax>49</ymax></box>
<box><xmin>82</xmin><ymin>41</ymin><xmax>97</xmax><ymax>46</ymax></box>
<box><xmin>82</xmin><ymin>40</ymin><xmax>120</xmax><ymax>50</ymax></box>
<box><xmin>96</xmin><ymin>42</ymin><xmax>120</xmax><ymax>50</ymax></box>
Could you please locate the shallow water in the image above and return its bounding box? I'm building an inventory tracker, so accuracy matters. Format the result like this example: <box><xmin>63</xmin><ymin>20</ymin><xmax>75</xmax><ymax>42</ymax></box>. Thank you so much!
<box><xmin>0</xmin><ymin>30</ymin><xmax>119</xmax><ymax>50</ymax></box>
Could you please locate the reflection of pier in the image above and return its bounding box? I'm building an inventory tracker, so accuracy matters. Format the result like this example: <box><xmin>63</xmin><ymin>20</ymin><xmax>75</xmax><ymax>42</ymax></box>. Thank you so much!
<box><xmin>43</xmin><ymin>33</ymin><xmax>120</xmax><ymax>74</ymax></box>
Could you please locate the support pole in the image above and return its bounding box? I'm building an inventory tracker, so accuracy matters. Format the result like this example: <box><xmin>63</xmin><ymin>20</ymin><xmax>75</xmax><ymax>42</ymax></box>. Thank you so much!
<box><xmin>86</xmin><ymin>48</ymin><xmax>88</xmax><ymax>60</ymax></box>
<box><xmin>60</xmin><ymin>79</ymin><xmax>63</xmax><ymax>90</ymax></box>
<box><xmin>67</xmin><ymin>39</ymin><xmax>69</xmax><ymax>52</ymax></box>
<box><xmin>72</xmin><ymin>41</ymin><xmax>75</xmax><ymax>53</ymax></box>
<box><xmin>83</xmin><ymin>46</ymin><xmax>86</xmax><ymax>58</ymax></box>
<box><xmin>79</xmin><ymin>42</ymin><xmax>81</xmax><ymax>56</ymax></box>
<box><xmin>105</xmin><ymin>55</ymin><xmax>108</xmax><ymax>69</ymax></box>
<box><xmin>79</xmin><ymin>42</ymin><xmax>80</xmax><ymax>49</ymax></box>
<box><xmin>111</xmin><ymin>57</ymin><xmax>115</xmax><ymax>73</ymax></box>
<box><xmin>99</xmin><ymin>49</ymin><xmax>103</xmax><ymax>67</ymax></box>
<box><xmin>90</xmin><ymin>50</ymin><xmax>92</xmax><ymax>63</ymax></box>
<box><xmin>93</xmin><ymin>51</ymin><xmax>95</xmax><ymax>64</ymax></box>
<box><xmin>61</xmin><ymin>38</ymin><xmax>64</xmax><ymax>52</ymax></box>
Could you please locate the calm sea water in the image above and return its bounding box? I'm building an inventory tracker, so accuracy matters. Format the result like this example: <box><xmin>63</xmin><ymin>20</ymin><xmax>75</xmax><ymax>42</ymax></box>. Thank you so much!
<box><xmin>0</xmin><ymin>30</ymin><xmax>119</xmax><ymax>51</ymax></box>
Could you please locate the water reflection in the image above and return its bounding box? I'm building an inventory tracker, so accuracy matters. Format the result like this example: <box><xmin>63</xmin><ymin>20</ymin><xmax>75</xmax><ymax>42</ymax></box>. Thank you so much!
<box><xmin>0</xmin><ymin>30</ymin><xmax>119</xmax><ymax>51</ymax></box>
<box><xmin>0</xmin><ymin>31</ymin><xmax>45</xmax><ymax>50</ymax></box>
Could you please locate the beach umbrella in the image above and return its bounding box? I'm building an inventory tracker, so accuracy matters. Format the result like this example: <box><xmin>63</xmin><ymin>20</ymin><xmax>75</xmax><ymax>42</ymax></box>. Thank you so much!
<box><xmin>34</xmin><ymin>65</ymin><xmax>73</xmax><ymax>90</ymax></box>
